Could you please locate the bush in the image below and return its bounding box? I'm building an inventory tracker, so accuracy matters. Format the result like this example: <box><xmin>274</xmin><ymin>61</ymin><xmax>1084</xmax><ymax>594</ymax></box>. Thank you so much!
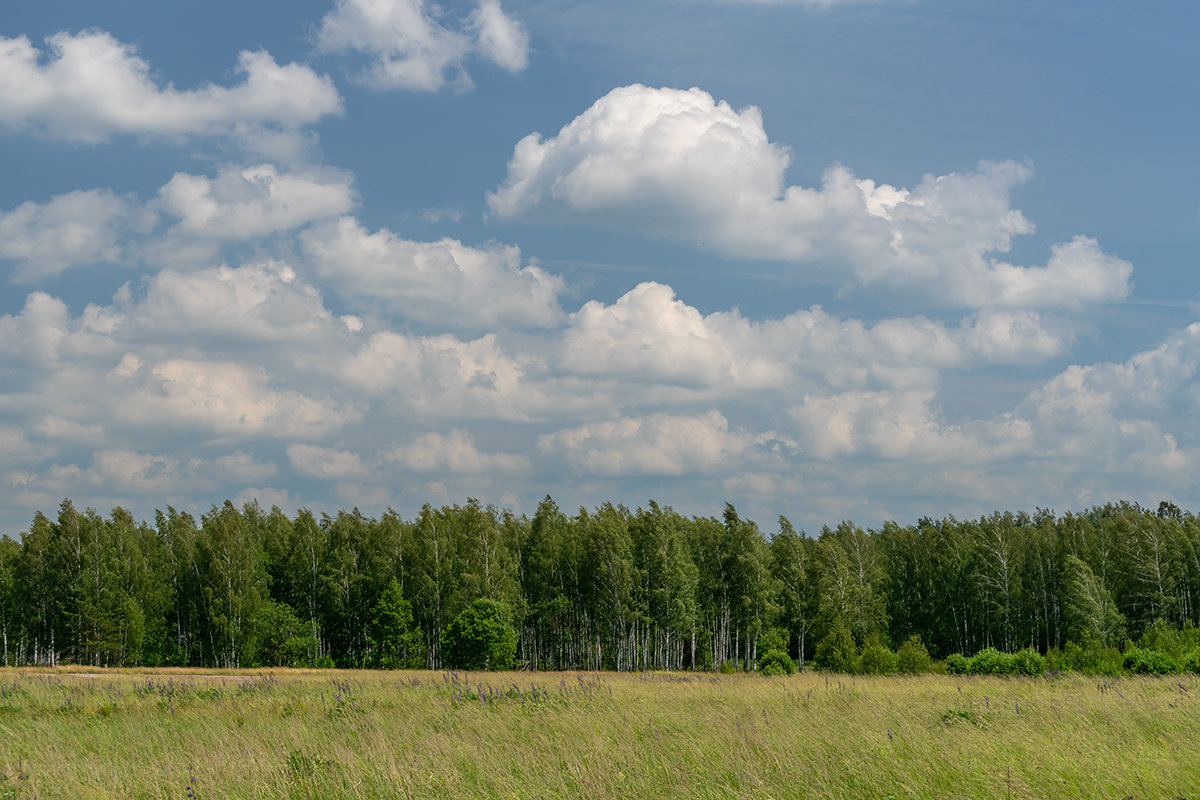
<box><xmin>857</xmin><ymin>641</ymin><xmax>898</xmax><ymax>675</ymax></box>
<box><xmin>758</xmin><ymin>629</ymin><xmax>788</xmax><ymax>657</ymax></box>
<box><xmin>1181</xmin><ymin>649</ymin><xmax>1200</xmax><ymax>673</ymax></box>
<box><xmin>814</xmin><ymin>620</ymin><xmax>858</xmax><ymax>673</ymax></box>
<box><xmin>1062</xmin><ymin>638</ymin><xmax>1124</xmax><ymax>676</ymax></box>
<box><xmin>896</xmin><ymin>635</ymin><xmax>933</xmax><ymax>674</ymax></box>
<box><xmin>1123</xmin><ymin>647</ymin><xmax>1180</xmax><ymax>675</ymax></box>
<box><xmin>718</xmin><ymin>660</ymin><xmax>737</xmax><ymax>674</ymax></box>
<box><xmin>945</xmin><ymin>653</ymin><xmax>970</xmax><ymax>674</ymax></box>
<box><xmin>441</xmin><ymin>599</ymin><xmax>518</xmax><ymax>671</ymax></box>
<box><xmin>253</xmin><ymin>600</ymin><xmax>317</xmax><ymax>668</ymax></box>
<box><xmin>968</xmin><ymin>647</ymin><xmax>1015</xmax><ymax>676</ymax></box>
<box><xmin>757</xmin><ymin>648</ymin><xmax>796</xmax><ymax>676</ymax></box>
<box><xmin>1011</xmin><ymin>647</ymin><xmax>1046</xmax><ymax>676</ymax></box>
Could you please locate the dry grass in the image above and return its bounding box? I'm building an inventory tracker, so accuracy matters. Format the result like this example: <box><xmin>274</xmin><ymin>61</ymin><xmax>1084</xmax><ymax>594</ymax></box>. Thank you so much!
<box><xmin>0</xmin><ymin>667</ymin><xmax>1196</xmax><ymax>799</ymax></box>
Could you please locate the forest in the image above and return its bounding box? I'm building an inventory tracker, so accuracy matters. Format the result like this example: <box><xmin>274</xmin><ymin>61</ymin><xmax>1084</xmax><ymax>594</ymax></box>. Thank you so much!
<box><xmin>0</xmin><ymin>496</ymin><xmax>1197</xmax><ymax>672</ymax></box>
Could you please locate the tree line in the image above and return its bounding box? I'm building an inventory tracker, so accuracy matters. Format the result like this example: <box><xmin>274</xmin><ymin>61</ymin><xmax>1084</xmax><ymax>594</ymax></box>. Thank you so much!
<box><xmin>1</xmin><ymin>496</ymin><xmax>1197</xmax><ymax>671</ymax></box>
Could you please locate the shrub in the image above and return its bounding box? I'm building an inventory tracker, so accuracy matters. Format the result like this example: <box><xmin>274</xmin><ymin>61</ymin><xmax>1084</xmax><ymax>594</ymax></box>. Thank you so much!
<box><xmin>758</xmin><ymin>629</ymin><xmax>788</xmax><ymax>654</ymax></box>
<box><xmin>969</xmin><ymin>647</ymin><xmax>1015</xmax><ymax>676</ymax></box>
<box><xmin>1011</xmin><ymin>647</ymin><xmax>1046</xmax><ymax>676</ymax></box>
<box><xmin>757</xmin><ymin>648</ymin><xmax>796</xmax><ymax>676</ymax></box>
<box><xmin>857</xmin><ymin>641</ymin><xmax>898</xmax><ymax>675</ymax></box>
<box><xmin>814</xmin><ymin>620</ymin><xmax>858</xmax><ymax>673</ymax></box>
<box><xmin>1062</xmin><ymin>638</ymin><xmax>1123</xmax><ymax>676</ymax></box>
<box><xmin>945</xmin><ymin>653</ymin><xmax>970</xmax><ymax>675</ymax></box>
<box><xmin>1139</xmin><ymin>619</ymin><xmax>1185</xmax><ymax>659</ymax></box>
<box><xmin>441</xmin><ymin>599</ymin><xmax>518</xmax><ymax>671</ymax></box>
<box><xmin>896</xmin><ymin>635</ymin><xmax>933</xmax><ymax>674</ymax></box>
<box><xmin>718</xmin><ymin>660</ymin><xmax>737</xmax><ymax>674</ymax></box>
<box><xmin>253</xmin><ymin>600</ymin><xmax>317</xmax><ymax>668</ymax></box>
<box><xmin>1123</xmin><ymin>647</ymin><xmax>1180</xmax><ymax>676</ymax></box>
<box><xmin>1181</xmin><ymin>649</ymin><xmax>1200</xmax><ymax>673</ymax></box>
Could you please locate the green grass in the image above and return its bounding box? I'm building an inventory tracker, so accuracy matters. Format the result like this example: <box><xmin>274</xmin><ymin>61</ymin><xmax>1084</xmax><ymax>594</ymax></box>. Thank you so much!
<box><xmin>0</xmin><ymin>667</ymin><xmax>1197</xmax><ymax>799</ymax></box>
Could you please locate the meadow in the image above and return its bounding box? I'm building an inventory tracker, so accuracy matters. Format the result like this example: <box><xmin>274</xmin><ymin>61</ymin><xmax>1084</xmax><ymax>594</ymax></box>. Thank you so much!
<box><xmin>0</xmin><ymin>667</ymin><xmax>1196</xmax><ymax>799</ymax></box>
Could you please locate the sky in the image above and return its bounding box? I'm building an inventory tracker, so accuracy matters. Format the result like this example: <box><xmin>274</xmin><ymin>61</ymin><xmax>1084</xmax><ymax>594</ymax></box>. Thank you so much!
<box><xmin>1</xmin><ymin>0</ymin><xmax>1198</xmax><ymax>535</ymax></box>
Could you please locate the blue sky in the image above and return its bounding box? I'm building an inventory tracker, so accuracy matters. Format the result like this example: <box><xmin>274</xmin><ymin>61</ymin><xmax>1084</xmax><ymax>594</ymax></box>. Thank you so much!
<box><xmin>1</xmin><ymin>0</ymin><xmax>1197</xmax><ymax>534</ymax></box>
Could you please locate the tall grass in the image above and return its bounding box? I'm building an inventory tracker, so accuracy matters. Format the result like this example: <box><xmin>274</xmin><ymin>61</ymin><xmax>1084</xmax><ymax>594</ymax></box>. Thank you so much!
<box><xmin>0</xmin><ymin>667</ymin><xmax>1196</xmax><ymax>799</ymax></box>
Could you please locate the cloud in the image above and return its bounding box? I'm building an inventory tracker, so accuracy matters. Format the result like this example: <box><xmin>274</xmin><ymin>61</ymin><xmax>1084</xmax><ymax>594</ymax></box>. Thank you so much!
<box><xmin>781</xmin><ymin>321</ymin><xmax>1200</xmax><ymax>504</ymax></box>
<box><xmin>0</xmin><ymin>425</ymin><xmax>42</xmax><ymax>465</ymax></box>
<box><xmin>470</xmin><ymin>0</ymin><xmax>530</xmax><ymax>73</ymax></box>
<box><xmin>488</xmin><ymin>85</ymin><xmax>1132</xmax><ymax>309</ymax></box>
<box><xmin>86</xmin><ymin>449</ymin><xmax>207</xmax><ymax>494</ymax></box>
<box><xmin>336</xmin><ymin>330</ymin><xmax>575</xmax><ymax>420</ymax></box>
<box><xmin>115</xmin><ymin>358</ymin><xmax>360</xmax><ymax>438</ymax></box>
<box><xmin>560</xmin><ymin>281</ymin><xmax>1068</xmax><ymax>394</ymax></box>
<box><xmin>0</xmin><ymin>31</ymin><xmax>341</xmax><ymax>142</ymax></box>
<box><xmin>301</xmin><ymin>216</ymin><xmax>564</xmax><ymax>328</ymax></box>
<box><xmin>1021</xmin><ymin>322</ymin><xmax>1200</xmax><ymax>475</ymax></box>
<box><xmin>385</xmin><ymin>429</ymin><xmax>530</xmax><ymax>473</ymax></box>
<box><xmin>538</xmin><ymin>410</ymin><xmax>761</xmax><ymax>476</ymax></box>
<box><xmin>157</xmin><ymin>164</ymin><xmax>356</xmax><ymax>239</ymax></box>
<box><xmin>0</xmin><ymin>292</ymin><xmax>121</xmax><ymax>367</ymax></box>
<box><xmin>0</xmin><ymin>189</ymin><xmax>150</xmax><ymax>282</ymax></box>
<box><xmin>287</xmin><ymin>443</ymin><xmax>369</xmax><ymax>480</ymax></box>
<box><xmin>316</xmin><ymin>0</ymin><xmax>530</xmax><ymax>91</ymax></box>
<box><xmin>6</xmin><ymin>448</ymin><xmax>281</xmax><ymax>504</ymax></box>
<box><xmin>127</xmin><ymin>261</ymin><xmax>341</xmax><ymax>344</ymax></box>
<box><xmin>213</xmin><ymin>452</ymin><xmax>278</xmax><ymax>483</ymax></box>
<box><xmin>790</xmin><ymin>390</ymin><xmax>1032</xmax><ymax>462</ymax></box>
<box><xmin>2</xmin><ymin>164</ymin><xmax>355</xmax><ymax>281</ymax></box>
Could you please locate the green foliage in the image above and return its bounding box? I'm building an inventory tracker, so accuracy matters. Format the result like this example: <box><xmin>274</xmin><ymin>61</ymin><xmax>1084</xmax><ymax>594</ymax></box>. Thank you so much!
<box><xmin>856</xmin><ymin>637</ymin><xmax>898</xmax><ymax>675</ymax></box>
<box><xmin>944</xmin><ymin>653</ymin><xmax>970</xmax><ymax>675</ymax></box>
<box><xmin>968</xmin><ymin>647</ymin><xmax>1014</xmax><ymax>676</ymax></box>
<box><xmin>1181</xmin><ymin>649</ymin><xmax>1200</xmax><ymax>673</ymax></box>
<box><xmin>1139</xmin><ymin>619</ymin><xmax>1200</xmax><ymax>660</ymax></box>
<box><xmin>896</xmin><ymin>635</ymin><xmax>933</xmax><ymax>674</ymax></box>
<box><xmin>441</xmin><ymin>599</ymin><xmax>517</xmax><ymax>671</ymax></box>
<box><xmin>1061</xmin><ymin>555</ymin><xmax>1127</xmax><ymax>648</ymax></box>
<box><xmin>756</xmin><ymin>648</ymin><xmax>795</xmax><ymax>676</ymax></box>
<box><xmin>757</xmin><ymin>629</ymin><xmax>787</xmax><ymax>656</ymax></box>
<box><xmin>253</xmin><ymin>600</ymin><xmax>316</xmax><ymax>667</ymax></box>
<box><xmin>370</xmin><ymin>579</ymin><xmax>422</xmax><ymax>669</ymax></box>
<box><xmin>1010</xmin><ymin>647</ymin><xmax>1045</xmax><ymax>676</ymax></box>
<box><xmin>717</xmin><ymin>660</ymin><xmax>737</xmax><ymax>674</ymax></box>
<box><xmin>1123</xmin><ymin>647</ymin><xmax>1181</xmax><ymax>675</ymax></box>
<box><xmin>814</xmin><ymin>619</ymin><xmax>857</xmax><ymax>673</ymax></box>
<box><xmin>1061</xmin><ymin>638</ymin><xmax>1124</xmax><ymax>675</ymax></box>
<box><xmin>9</xmin><ymin>495</ymin><xmax>1200</xmax><ymax>674</ymax></box>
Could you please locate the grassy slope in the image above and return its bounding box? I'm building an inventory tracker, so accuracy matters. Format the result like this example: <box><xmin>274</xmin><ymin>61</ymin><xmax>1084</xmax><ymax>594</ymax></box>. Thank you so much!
<box><xmin>0</xmin><ymin>668</ymin><xmax>1196</xmax><ymax>799</ymax></box>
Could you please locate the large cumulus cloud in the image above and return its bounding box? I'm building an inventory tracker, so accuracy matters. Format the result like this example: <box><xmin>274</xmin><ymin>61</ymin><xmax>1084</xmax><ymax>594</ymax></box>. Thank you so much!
<box><xmin>488</xmin><ymin>85</ymin><xmax>1132</xmax><ymax>309</ymax></box>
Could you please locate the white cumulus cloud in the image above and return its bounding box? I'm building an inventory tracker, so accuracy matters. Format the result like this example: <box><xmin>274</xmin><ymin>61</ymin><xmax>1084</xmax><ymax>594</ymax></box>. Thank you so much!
<box><xmin>0</xmin><ymin>189</ymin><xmax>150</xmax><ymax>282</ymax></box>
<box><xmin>560</xmin><ymin>281</ymin><xmax>1067</xmax><ymax>395</ymax></box>
<box><xmin>538</xmin><ymin>410</ymin><xmax>761</xmax><ymax>476</ymax></box>
<box><xmin>488</xmin><ymin>85</ymin><xmax>1132</xmax><ymax>310</ymax></box>
<box><xmin>386</xmin><ymin>429</ymin><xmax>530</xmax><ymax>473</ymax></box>
<box><xmin>316</xmin><ymin>0</ymin><xmax>530</xmax><ymax>91</ymax></box>
<box><xmin>117</xmin><ymin>358</ymin><xmax>360</xmax><ymax>438</ymax></box>
<box><xmin>287</xmin><ymin>443</ymin><xmax>370</xmax><ymax>480</ymax></box>
<box><xmin>302</xmin><ymin>216</ymin><xmax>564</xmax><ymax>328</ymax></box>
<box><xmin>157</xmin><ymin>164</ymin><xmax>356</xmax><ymax>239</ymax></box>
<box><xmin>0</xmin><ymin>31</ymin><xmax>342</xmax><ymax>142</ymax></box>
<box><xmin>127</xmin><ymin>261</ymin><xmax>340</xmax><ymax>344</ymax></box>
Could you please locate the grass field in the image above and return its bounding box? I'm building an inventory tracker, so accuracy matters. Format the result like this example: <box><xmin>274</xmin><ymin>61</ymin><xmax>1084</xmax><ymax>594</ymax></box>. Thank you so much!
<box><xmin>0</xmin><ymin>667</ymin><xmax>1196</xmax><ymax>799</ymax></box>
